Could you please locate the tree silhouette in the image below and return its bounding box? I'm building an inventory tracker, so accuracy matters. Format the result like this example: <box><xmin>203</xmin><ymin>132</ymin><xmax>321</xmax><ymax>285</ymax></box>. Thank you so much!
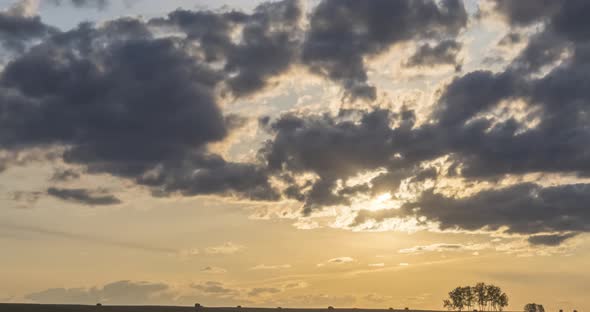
<box><xmin>524</xmin><ymin>303</ymin><xmax>545</xmax><ymax>312</ymax></box>
<box><xmin>474</xmin><ymin>283</ymin><xmax>487</xmax><ymax>311</ymax></box>
<box><xmin>461</xmin><ymin>286</ymin><xmax>475</xmax><ymax>310</ymax></box>
<box><xmin>443</xmin><ymin>283</ymin><xmax>508</xmax><ymax>311</ymax></box>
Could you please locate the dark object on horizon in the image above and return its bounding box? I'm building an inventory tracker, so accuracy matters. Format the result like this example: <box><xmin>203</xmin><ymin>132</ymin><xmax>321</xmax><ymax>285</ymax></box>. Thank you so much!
<box><xmin>96</xmin><ymin>303</ymin><xmax>102</xmax><ymax>307</ymax></box>
<box><xmin>524</xmin><ymin>303</ymin><xmax>545</xmax><ymax>312</ymax></box>
<box><xmin>237</xmin><ymin>306</ymin><xmax>242</xmax><ymax>309</ymax></box>
<box><xmin>195</xmin><ymin>303</ymin><xmax>202</xmax><ymax>310</ymax></box>
<box><xmin>404</xmin><ymin>308</ymin><xmax>409</xmax><ymax>311</ymax></box>
<box><xmin>444</xmin><ymin>282</ymin><xmax>508</xmax><ymax>311</ymax></box>
<box><xmin>278</xmin><ymin>308</ymin><xmax>282</xmax><ymax>310</ymax></box>
<box><xmin>388</xmin><ymin>308</ymin><xmax>393</xmax><ymax>311</ymax></box>
<box><xmin>328</xmin><ymin>306</ymin><xmax>335</xmax><ymax>310</ymax></box>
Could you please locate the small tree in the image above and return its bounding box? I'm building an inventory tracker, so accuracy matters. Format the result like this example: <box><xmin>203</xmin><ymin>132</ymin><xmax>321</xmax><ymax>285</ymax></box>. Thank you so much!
<box><xmin>443</xmin><ymin>283</ymin><xmax>508</xmax><ymax>311</ymax></box>
<box><xmin>524</xmin><ymin>304</ymin><xmax>545</xmax><ymax>312</ymax></box>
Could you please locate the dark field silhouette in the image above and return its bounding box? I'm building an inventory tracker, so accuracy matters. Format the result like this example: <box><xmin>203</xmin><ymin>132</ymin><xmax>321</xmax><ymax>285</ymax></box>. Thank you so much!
<box><xmin>0</xmin><ymin>305</ymin><xmax>474</xmax><ymax>312</ymax></box>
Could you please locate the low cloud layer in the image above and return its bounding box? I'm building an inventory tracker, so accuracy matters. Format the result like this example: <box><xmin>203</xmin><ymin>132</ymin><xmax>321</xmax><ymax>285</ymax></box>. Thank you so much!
<box><xmin>47</xmin><ymin>187</ymin><xmax>121</xmax><ymax>206</ymax></box>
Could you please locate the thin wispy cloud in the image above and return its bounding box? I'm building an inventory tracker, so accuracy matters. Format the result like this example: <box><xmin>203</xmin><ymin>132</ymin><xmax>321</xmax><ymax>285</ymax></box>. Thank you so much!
<box><xmin>205</xmin><ymin>242</ymin><xmax>245</xmax><ymax>255</ymax></box>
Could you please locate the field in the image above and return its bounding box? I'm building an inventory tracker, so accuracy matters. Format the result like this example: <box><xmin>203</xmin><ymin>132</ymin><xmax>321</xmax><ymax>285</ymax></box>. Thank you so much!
<box><xmin>0</xmin><ymin>305</ymin><xmax>448</xmax><ymax>312</ymax></box>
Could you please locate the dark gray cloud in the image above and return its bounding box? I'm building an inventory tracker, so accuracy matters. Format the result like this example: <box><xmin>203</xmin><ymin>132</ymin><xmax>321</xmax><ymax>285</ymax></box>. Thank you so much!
<box><xmin>405</xmin><ymin>39</ymin><xmax>463</xmax><ymax>69</ymax></box>
<box><xmin>260</xmin><ymin>109</ymin><xmax>421</xmax><ymax>214</ymax></box>
<box><xmin>399</xmin><ymin>183</ymin><xmax>590</xmax><ymax>236</ymax></box>
<box><xmin>47</xmin><ymin>187</ymin><xmax>121</xmax><ymax>206</ymax></box>
<box><xmin>528</xmin><ymin>233</ymin><xmax>578</xmax><ymax>246</ymax></box>
<box><xmin>498</xmin><ymin>32</ymin><xmax>521</xmax><ymax>46</ymax></box>
<box><xmin>0</xmin><ymin>3</ymin><xmax>57</xmax><ymax>53</ymax></box>
<box><xmin>258</xmin><ymin>0</ymin><xmax>590</xmax><ymax>244</ymax></box>
<box><xmin>1</xmin><ymin>0</ymin><xmax>590</xmax><ymax>249</ymax></box>
<box><xmin>151</xmin><ymin>0</ymin><xmax>302</xmax><ymax>98</ymax></box>
<box><xmin>302</xmin><ymin>0</ymin><xmax>467</xmax><ymax>100</ymax></box>
<box><xmin>487</xmin><ymin>0</ymin><xmax>563</xmax><ymax>26</ymax></box>
<box><xmin>0</xmin><ymin>12</ymin><xmax>280</xmax><ymax>201</ymax></box>
<box><xmin>50</xmin><ymin>168</ymin><xmax>80</xmax><ymax>182</ymax></box>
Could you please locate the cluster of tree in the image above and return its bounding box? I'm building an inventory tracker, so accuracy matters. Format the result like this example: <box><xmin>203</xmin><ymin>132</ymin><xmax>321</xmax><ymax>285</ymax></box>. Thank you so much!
<box><xmin>443</xmin><ymin>282</ymin><xmax>508</xmax><ymax>311</ymax></box>
<box><xmin>524</xmin><ymin>303</ymin><xmax>545</xmax><ymax>312</ymax></box>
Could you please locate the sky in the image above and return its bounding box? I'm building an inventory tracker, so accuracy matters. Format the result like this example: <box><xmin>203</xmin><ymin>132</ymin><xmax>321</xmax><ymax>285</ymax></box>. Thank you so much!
<box><xmin>0</xmin><ymin>0</ymin><xmax>589</xmax><ymax>310</ymax></box>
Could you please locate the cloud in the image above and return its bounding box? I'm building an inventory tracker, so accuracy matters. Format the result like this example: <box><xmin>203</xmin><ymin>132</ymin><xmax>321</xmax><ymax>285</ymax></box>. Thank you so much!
<box><xmin>0</xmin><ymin>0</ymin><xmax>56</xmax><ymax>53</ymax></box>
<box><xmin>1</xmin><ymin>0</ymin><xmax>590</xmax><ymax>251</ymax></box>
<box><xmin>302</xmin><ymin>0</ymin><xmax>467</xmax><ymax>100</ymax></box>
<box><xmin>0</xmin><ymin>9</ymin><xmax>283</xmax><ymax>201</ymax></box>
<box><xmin>150</xmin><ymin>0</ymin><xmax>302</xmax><ymax>98</ymax></box>
<box><xmin>256</xmin><ymin>0</ymin><xmax>590</xmax><ymax>248</ymax></box>
<box><xmin>317</xmin><ymin>256</ymin><xmax>356</xmax><ymax>267</ymax></box>
<box><xmin>261</xmin><ymin>109</ymin><xmax>420</xmax><ymax>214</ymax></box>
<box><xmin>1</xmin><ymin>223</ymin><xmax>177</xmax><ymax>254</ymax></box>
<box><xmin>399</xmin><ymin>183</ymin><xmax>590</xmax><ymax>237</ymax></box>
<box><xmin>205</xmin><ymin>242</ymin><xmax>244</xmax><ymax>255</ymax></box>
<box><xmin>10</xmin><ymin>190</ymin><xmax>42</xmax><ymax>206</ymax></box>
<box><xmin>191</xmin><ymin>281</ymin><xmax>237</xmax><ymax>296</ymax></box>
<box><xmin>528</xmin><ymin>233</ymin><xmax>579</xmax><ymax>246</ymax></box>
<box><xmin>47</xmin><ymin>187</ymin><xmax>121</xmax><ymax>206</ymax></box>
<box><xmin>398</xmin><ymin>243</ymin><xmax>488</xmax><ymax>254</ymax></box>
<box><xmin>200</xmin><ymin>266</ymin><xmax>228</xmax><ymax>274</ymax></box>
<box><xmin>50</xmin><ymin>168</ymin><xmax>80</xmax><ymax>182</ymax></box>
<box><xmin>26</xmin><ymin>280</ymin><xmax>173</xmax><ymax>305</ymax></box>
<box><xmin>405</xmin><ymin>39</ymin><xmax>463</xmax><ymax>70</ymax></box>
<box><xmin>25</xmin><ymin>279</ymin><xmax>253</xmax><ymax>306</ymax></box>
<box><xmin>250</xmin><ymin>264</ymin><xmax>292</xmax><ymax>270</ymax></box>
<box><xmin>247</xmin><ymin>287</ymin><xmax>281</xmax><ymax>297</ymax></box>
<box><xmin>47</xmin><ymin>0</ymin><xmax>109</xmax><ymax>10</ymax></box>
<box><xmin>484</xmin><ymin>0</ymin><xmax>563</xmax><ymax>26</ymax></box>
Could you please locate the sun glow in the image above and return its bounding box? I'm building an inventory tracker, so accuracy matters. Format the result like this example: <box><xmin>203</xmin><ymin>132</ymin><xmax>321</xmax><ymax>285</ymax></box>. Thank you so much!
<box><xmin>363</xmin><ymin>192</ymin><xmax>398</xmax><ymax>211</ymax></box>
